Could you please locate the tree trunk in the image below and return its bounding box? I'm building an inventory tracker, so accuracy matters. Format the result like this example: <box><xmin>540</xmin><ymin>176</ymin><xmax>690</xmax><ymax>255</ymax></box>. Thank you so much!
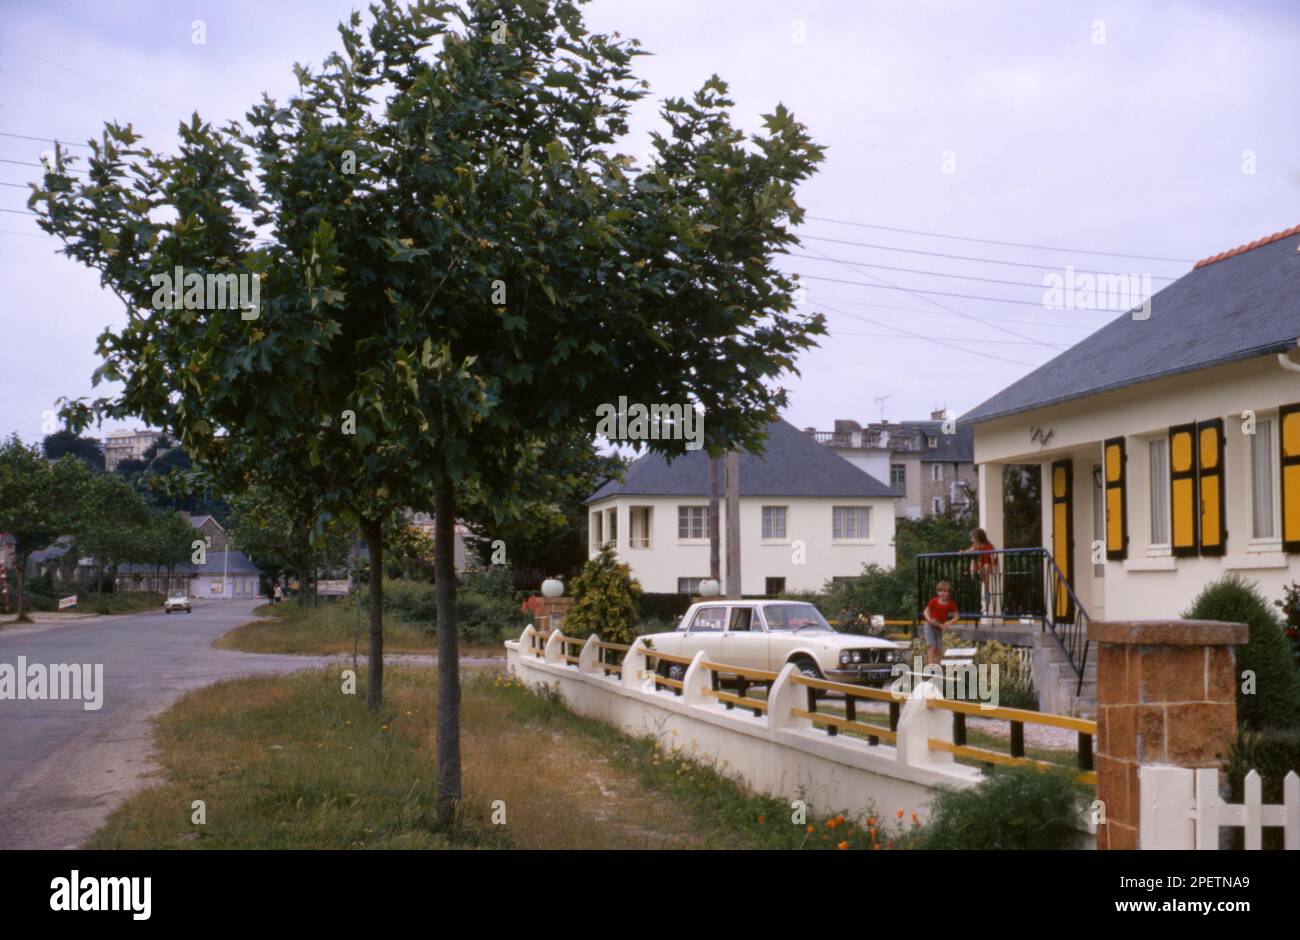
<box><xmin>708</xmin><ymin>457</ymin><xmax>721</xmax><ymax>583</ymax></box>
<box><xmin>14</xmin><ymin>545</ymin><xmax>28</xmax><ymax>620</ymax></box>
<box><xmin>725</xmin><ymin>451</ymin><xmax>741</xmax><ymax>598</ymax></box>
<box><xmin>362</xmin><ymin>518</ymin><xmax>384</xmax><ymax>711</ymax></box>
<box><xmin>434</xmin><ymin>478</ymin><xmax>461</xmax><ymax>827</ymax></box>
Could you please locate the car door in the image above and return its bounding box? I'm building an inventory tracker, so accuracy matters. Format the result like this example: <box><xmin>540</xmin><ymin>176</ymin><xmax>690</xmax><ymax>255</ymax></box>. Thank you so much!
<box><xmin>684</xmin><ymin>605</ymin><xmax>727</xmax><ymax>664</ymax></box>
<box><xmin>721</xmin><ymin>606</ymin><xmax>767</xmax><ymax>671</ymax></box>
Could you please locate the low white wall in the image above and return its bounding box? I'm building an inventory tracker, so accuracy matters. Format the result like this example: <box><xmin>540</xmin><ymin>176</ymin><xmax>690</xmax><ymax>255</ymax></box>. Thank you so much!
<box><xmin>507</xmin><ymin>627</ymin><xmax>1094</xmax><ymax>844</ymax></box>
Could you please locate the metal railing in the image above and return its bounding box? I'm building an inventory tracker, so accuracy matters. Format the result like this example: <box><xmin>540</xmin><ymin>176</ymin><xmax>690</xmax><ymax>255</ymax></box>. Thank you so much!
<box><xmin>915</xmin><ymin>547</ymin><xmax>1091</xmax><ymax>698</ymax></box>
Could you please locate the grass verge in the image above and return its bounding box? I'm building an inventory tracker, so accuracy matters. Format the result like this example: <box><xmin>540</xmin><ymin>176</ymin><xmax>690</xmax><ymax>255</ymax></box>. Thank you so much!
<box><xmin>89</xmin><ymin>665</ymin><xmax>916</xmax><ymax>849</ymax></box>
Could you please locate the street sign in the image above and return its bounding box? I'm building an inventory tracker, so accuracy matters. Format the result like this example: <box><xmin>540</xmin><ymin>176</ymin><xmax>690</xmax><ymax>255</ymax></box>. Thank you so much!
<box><xmin>58</xmin><ymin>595</ymin><xmax>77</xmax><ymax>610</ymax></box>
<box><xmin>317</xmin><ymin>580</ymin><xmax>349</xmax><ymax>596</ymax></box>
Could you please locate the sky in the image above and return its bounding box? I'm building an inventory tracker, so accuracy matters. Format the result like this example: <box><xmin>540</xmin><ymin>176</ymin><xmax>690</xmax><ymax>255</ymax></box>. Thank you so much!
<box><xmin>1</xmin><ymin>0</ymin><xmax>1297</xmax><ymax>448</ymax></box>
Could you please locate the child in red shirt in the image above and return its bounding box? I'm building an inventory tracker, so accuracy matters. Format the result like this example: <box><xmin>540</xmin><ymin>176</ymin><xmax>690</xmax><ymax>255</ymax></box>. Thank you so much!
<box><xmin>923</xmin><ymin>580</ymin><xmax>959</xmax><ymax>666</ymax></box>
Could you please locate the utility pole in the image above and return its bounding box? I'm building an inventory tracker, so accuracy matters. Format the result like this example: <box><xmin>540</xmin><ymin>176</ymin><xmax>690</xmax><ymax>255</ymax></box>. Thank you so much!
<box><xmin>708</xmin><ymin>456</ymin><xmax>721</xmax><ymax>584</ymax></box>
<box><xmin>724</xmin><ymin>451</ymin><xmax>741</xmax><ymax>599</ymax></box>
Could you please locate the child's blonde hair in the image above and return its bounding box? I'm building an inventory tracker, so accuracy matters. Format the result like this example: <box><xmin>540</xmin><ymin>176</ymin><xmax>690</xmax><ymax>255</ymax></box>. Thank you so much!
<box><xmin>936</xmin><ymin>580</ymin><xmax>951</xmax><ymax>591</ymax></box>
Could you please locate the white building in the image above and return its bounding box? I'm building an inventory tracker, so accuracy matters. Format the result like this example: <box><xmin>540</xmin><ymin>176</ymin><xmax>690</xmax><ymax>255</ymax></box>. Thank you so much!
<box><xmin>963</xmin><ymin>223</ymin><xmax>1300</xmax><ymax>622</ymax></box>
<box><xmin>584</xmin><ymin>419</ymin><xmax>898</xmax><ymax>595</ymax></box>
<box><xmin>103</xmin><ymin>428</ymin><xmax>168</xmax><ymax>471</ymax></box>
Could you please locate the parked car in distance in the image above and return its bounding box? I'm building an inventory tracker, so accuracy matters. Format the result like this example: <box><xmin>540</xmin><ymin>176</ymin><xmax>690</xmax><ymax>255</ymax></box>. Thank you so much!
<box><xmin>640</xmin><ymin>600</ymin><xmax>905</xmax><ymax>685</ymax></box>
<box><xmin>164</xmin><ymin>592</ymin><xmax>192</xmax><ymax>614</ymax></box>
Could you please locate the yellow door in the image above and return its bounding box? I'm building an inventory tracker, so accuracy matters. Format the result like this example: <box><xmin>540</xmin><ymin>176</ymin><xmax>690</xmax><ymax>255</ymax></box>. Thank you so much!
<box><xmin>1050</xmin><ymin>460</ymin><xmax>1074</xmax><ymax>621</ymax></box>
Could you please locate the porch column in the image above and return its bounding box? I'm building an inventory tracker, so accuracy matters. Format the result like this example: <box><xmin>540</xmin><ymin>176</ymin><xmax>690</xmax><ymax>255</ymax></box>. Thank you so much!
<box><xmin>977</xmin><ymin>462</ymin><xmax>1004</xmax><ymax>547</ymax></box>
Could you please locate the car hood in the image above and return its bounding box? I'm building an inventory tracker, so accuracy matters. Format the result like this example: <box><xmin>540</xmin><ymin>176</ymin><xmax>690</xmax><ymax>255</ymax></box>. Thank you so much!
<box><xmin>774</xmin><ymin>630</ymin><xmax>897</xmax><ymax>649</ymax></box>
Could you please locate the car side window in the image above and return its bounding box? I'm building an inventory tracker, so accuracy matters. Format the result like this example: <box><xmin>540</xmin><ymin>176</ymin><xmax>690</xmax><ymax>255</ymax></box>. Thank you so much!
<box><xmin>690</xmin><ymin>606</ymin><xmax>727</xmax><ymax>632</ymax></box>
<box><xmin>729</xmin><ymin>607</ymin><xmax>753</xmax><ymax>632</ymax></box>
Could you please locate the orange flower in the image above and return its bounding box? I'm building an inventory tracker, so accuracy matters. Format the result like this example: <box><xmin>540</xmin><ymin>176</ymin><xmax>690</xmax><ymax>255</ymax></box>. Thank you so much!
<box><xmin>806</xmin><ymin>825</ymin><xmax>815</xmax><ymax>833</ymax></box>
<box><xmin>869</xmin><ymin>827</ymin><xmax>877</xmax><ymax>840</ymax></box>
<box><xmin>758</xmin><ymin>815</ymin><xmax>766</xmax><ymax>824</ymax></box>
<box><xmin>911</xmin><ymin>812</ymin><xmax>920</xmax><ymax>825</ymax></box>
<box><xmin>827</xmin><ymin>819</ymin><xmax>836</xmax><ymax>830</ymax></box>
<box><xmin>835</xmin><ymin>814</ymin><xmax>845</xmax><ymax>825</ymax></box>
<box><xmin>837</xmin><ymin>841</ymin><xmax>848</xmax><ymax>850</ymax></box>
<box><xmin>867</xmin><ymin>816</ymin><xmax>876</xmax><ymax>827</ymax></box>
<box><xmin>888</xmin><ymin>839</ymin><xmax>895</xmax><ymax>849</ymax></box>
<box><xmin>896</xmin><ymin>809</ymin><xmax>904</xmax><ymax>818</ymax></box>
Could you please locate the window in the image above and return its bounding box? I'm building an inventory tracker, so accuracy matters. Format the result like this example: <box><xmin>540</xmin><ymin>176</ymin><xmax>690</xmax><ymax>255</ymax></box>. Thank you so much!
<box><xmin>890</xmin><ymin>464</ymin><xmax>906</xmax><ymax>491</ymax></box>
<box><xmin>930</xmin><ymin>464</ymin><xmax>942</xmax><ymax>482</ymax></box>
<box><xmin>605</xmin><ymin>508</ymin><xmax>617</xmax><ymax>547</ymax></box>
<box><xmin>932</xmin><ymin>497</ymin><xmax>943</xmax><ymax>514</ymax></box>
<box><xmin>761</xmin><ymin>505</ymin><xmax>788</xmax><ymax>540</ymax></box>
<box><xmin>730</xmin><ymin>607</ymin><xmax>755</xmax><ymax>631</ymax></box>
<box><xmin>832</xmin><ymin>506</ymin><xmax>870</xmax><ymax>539</ymax></box>
<box><xmin>689</xmin><ymin>606</ymin><xmax>727</xmax><ymax>631</ymax></box>
<box><xmin>1149</xmin><ymin>438</ymin><xmax>1170</xmax><ymax>545</ymax></box>
<box><xmin>764</xmin><ymin>577</ymin><xmax>786</xmax><ymax>597</ymax></box>
<box><xmin>927</xmin><ymin>435</ymin><xmax>938</xmax><ymax>448</ymax></box>
<box><xmin>678</xmin><ymin>506</ymin><xmax>707</xmax><ymax>539</ymax></box>
<box><xmin>677</xmin><ymin>577</ymin><xmax>704</xmax><ymax>594</ymax></box>
<box><xmin>629</xmin><ymin>506</ymin><xmax>653</xmax><ymax>548</ymax></box>
<box><xmin>591</xmin><ymin>512</ymin><xmax>603</xmax><ymax>549</ymax></box>
<box><xmin>1251</xmin><ymin>418</ymin><xmax>1277</xmax><ymax>539</ymax></box>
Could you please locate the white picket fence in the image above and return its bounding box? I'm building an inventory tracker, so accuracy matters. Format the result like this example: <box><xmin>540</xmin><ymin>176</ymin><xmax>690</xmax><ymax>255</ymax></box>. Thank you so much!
<box><xmin>1140</xmin><ymin>765</ymin><xmax>1299</xmax><ymax>849</ymax></box>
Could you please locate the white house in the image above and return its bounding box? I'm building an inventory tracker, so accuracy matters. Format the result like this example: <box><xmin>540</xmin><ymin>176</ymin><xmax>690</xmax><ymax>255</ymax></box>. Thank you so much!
<box><xmin>962</xmin><ymin>223</ymin><xmax>1300</xmax><ymax>622</ymax></box>
<box><xmin>584</xmin><ymin>419</ymin><xmax>899</xmax><ymax>595</ymax></box>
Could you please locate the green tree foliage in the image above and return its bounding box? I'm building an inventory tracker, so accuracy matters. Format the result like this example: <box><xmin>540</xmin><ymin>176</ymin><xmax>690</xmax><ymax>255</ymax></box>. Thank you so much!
<box><xmin>1183</xmin><ymin>574</ymin><xmax>1300</xmax><ymax>731</ymax></box>
<box><xmin>42</xmin><ymin>431</ymin><xmax>105</xmax><ymax>472</ymax></box>
<box><xmin>74</xmin><ymin>471</ymin><xmax>152</xmax><ymax>607</ymax></box>
<box><xmin>566</xmin><ymin>547</ymin><xmax>642</xmax><ymax>644</ymax></box>
<box><xmin>35</xmin><ymin>0</ymin><xmax>825</xmax><ymax>823</ymax></box>
<box><xmin>0</xmin><ymin>435</ymin><xmax>91</xmax><ymax>619</ymax></box>
<box><xmin>1003</xmin><ymin>464</ymin><xmax>1041</xmax><ymax>548</ymax></box>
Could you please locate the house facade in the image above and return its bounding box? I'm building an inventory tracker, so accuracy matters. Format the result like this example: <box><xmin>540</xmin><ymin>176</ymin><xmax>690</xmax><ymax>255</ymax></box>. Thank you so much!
<box><xmin>963</xmin><ymin>224</ymin><xmax>1300</xmax><ymax>622</ymax></box>
<box><xmin>103</xmin><ymin>428</ymin><xmax>169</xmax><ymax>471</ymax></box>
<box><xmin>584</xmin><ymin>419</ymin><xmax>898</xmax><ymax>595</ymax></box>
<box><xmin>803</xmin><ymin>413</ymin><xmax>976</xmax><ymax>518</ymax></box>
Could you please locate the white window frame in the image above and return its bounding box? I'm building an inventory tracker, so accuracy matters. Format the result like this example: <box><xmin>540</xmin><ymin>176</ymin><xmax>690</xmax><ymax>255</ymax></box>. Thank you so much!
<box><xmin>677</xmin><ymin>576</ymin><xmax>704</xmax><ymax>594</ymax></box>
<box><xmin>677</xmin><ymin>505</ymin><xmax>707</xmax><ymax>541</ymax></box>
<box><xmin>1248</xmin><ymin>413</ymin><xmax>1282</xmax><ymax>549</ymax></box>
<box><xmin>629</xmin><ymin>506</ymin><xmax>653</xmax><ymax>549</ymax></box>
<box><xmin>890</xmin><ymin>463</ymin><xmax>906</xmax><ymax>491</ymax></box>
<box><xmin>1147</xmin><ymin>436</ymin><xmax>1172</xmax><ymax>555</ymax></box>
<box><xmin>761</xmin><ymin>505</ymin><xmax>788</xmax><ymax>542</ymax></box>
<box><xmin>832</xmin><ymin>505</ymin><xmax>871</xmax><ymax>541</ymax></box>
<box><xmin>930</xmin><ymin>463</ymin><xmax>942</xmax><ymax>482</ymax></box>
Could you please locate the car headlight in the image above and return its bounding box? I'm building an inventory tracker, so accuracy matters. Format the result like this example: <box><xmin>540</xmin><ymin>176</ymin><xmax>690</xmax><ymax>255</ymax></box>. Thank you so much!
<box><xmin>851</xmin><ymin>651</ymin><xmax>862</xmax><ymax>663</ymax></box>
<box><xmin>839</xmin><ymin>651</ymin><xmax>851</xmax><ymax>665</ymax></box>
<box><xmin>886</xmin><ymin>650</ymin><xmax>899</xmax><ymax>663</ymax></box>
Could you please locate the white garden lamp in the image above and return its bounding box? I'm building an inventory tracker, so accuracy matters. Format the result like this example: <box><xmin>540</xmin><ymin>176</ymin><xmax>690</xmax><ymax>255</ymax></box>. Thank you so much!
<box><xmin>541</xmin><ymin>578</ymin><xmax>564</xmax><ymax>598</ymax></box>
<box><xmin>699</xmin><ymin>579</ymin><xmax>721</xmax><ymax>597</ymax></box>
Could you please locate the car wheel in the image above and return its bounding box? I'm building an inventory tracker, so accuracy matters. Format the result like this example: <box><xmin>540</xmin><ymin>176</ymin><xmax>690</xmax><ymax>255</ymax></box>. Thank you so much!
<box><xmin>791</xmin><ymin>656</ymin><xmax>823</xmax><ymax>681</ymax></box>
<box><xmin>656</xmin><ymin>660</ymin><xmax>687</xmax><ymax>683</ymax></box>
<box><xmin>165</xmin><ymin>609</ymin><xmax>170</xmax><ymax>614</ymax></box>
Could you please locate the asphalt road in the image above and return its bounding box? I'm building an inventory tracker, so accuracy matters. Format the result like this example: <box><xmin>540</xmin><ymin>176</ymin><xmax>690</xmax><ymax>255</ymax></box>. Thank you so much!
<box><xmin>0</xmin><ymin>600</ymin><xmax>337</xmax><ymax>849</ymax></box>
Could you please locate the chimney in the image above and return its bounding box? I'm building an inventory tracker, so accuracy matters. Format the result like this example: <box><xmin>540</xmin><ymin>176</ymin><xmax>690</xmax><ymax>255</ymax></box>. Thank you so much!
<box><xmin>930</xmin><ymin>407</ymin><xmax>946</xmax><ymax>421</ymax></box>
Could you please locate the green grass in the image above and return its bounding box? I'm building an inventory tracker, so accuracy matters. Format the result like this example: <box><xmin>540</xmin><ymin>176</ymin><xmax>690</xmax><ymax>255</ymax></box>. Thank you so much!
<box><xmin>89</xmin><ymin>664</ymin><xmax>919</xmax><ymax>849</ymax></box>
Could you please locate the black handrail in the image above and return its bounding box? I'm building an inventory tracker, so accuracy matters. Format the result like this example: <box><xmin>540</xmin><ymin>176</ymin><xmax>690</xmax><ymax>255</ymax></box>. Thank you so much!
<box><xmin>916</xmin><ymin>547</ymin><xmax>1092</xmax><ymax>700</ymax></box>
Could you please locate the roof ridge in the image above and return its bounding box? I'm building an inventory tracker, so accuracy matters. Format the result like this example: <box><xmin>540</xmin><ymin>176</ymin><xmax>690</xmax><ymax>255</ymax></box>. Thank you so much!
<box><xmin>1193</xmin><ymin>223</ymin><xmax>1300</xmax><ymax>270</ymax></box>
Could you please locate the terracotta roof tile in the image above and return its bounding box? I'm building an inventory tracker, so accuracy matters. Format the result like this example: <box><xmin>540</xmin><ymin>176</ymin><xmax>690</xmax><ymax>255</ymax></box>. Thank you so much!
<box><xmin>1193</xmin><ymin>224</ymin><xmax>1300</xmax><ymax>269</ymax></box>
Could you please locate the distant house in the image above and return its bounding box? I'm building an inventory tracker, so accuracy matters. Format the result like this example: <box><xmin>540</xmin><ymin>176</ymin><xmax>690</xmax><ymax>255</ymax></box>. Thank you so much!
<box><xmin>117</xmin><ymin>550</ymin><xmax>262</xmax><ymax>599</ymax></box>
<box><xmin>180</xmin><ymin>512</ymin><xmax>228</xmax><ymax>551</ymax></box>
<box><xmin>584</xmin><ymin>418</ymin><xmax>898</xmax><ymax>595</ymax></box>
<box><xmin>962</xmin><ymin>224</ymin><xmax>1300</xmax><ymax>621</ymax></box>
<box><xmin>404</xmin><ymin>511</ymin><xmax>476</xmax><ymax>572</ymax></box>
<box><xmin>802</xmin><ymin>412</ymin><xmax>976</xmax><ymax>519</ymax></box>
<box><xmin>103</xmin><ymin>428</ymin><xmax>169</xmax><ymax>471</ymax></box>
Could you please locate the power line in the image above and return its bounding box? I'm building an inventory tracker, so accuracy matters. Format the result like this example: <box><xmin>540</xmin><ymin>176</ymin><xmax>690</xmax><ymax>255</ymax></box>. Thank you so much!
<box><xmin>791</xmin><ymin>251</ymin><xmax>1151</xmax><ymax>290</ymax></box>
<box><xmin>801</xmin><ymin>233</ymin><xmax>1179</xmax><ymax>278</ymax></box>
<box><xmin>0</xmin><ymin>131</ymin><xmax>93</xmax><ymax>149</ymax></box>
<box><xmin>0</xmin><ymin>41</ymin><xmax>181</xmax><ymax>113</ymax></box>
<box><xmin>0</xmin><ymin>207</ymin><xmax>36</xmax><ymax>216</ymax></box>
<box><xmin>831</xmin><ymin>329</ymin><xmax>1060</xmax><ymax>345</ymax></box>
<box><xmin>794</xmin><ymin>270</ymin><xmax>1054</xmax><ymax>307</ymax></box>
<box><xmin>818</xmin><ymin>299</ymin><xmax>1044</xmax><ymax>368</ymax></box>
<box><xmin>809</xmin><ymin>294</ymin><xmax>1107</xmax><ymax>331</ymax></box>
<box><xmin>0</xmin><ymin>69</ymin><xmax>170</xmax><ymax>134</ymax></box>
<box><xmin>0</xmin><ymin>228</ymin><xmax>46</xmax><ymax>238</ymax></box>
<box><xmin>807</xmin><ymin>215</ymin><xmax>1195</xmax><ymax>264</ymax></box>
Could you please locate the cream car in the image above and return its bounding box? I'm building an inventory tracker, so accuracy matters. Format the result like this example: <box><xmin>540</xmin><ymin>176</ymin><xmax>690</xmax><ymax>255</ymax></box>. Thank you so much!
<box><xmin>641</xmin><ymin>600</ymin><xmax>905</xmax><ymax>686</ymax></box>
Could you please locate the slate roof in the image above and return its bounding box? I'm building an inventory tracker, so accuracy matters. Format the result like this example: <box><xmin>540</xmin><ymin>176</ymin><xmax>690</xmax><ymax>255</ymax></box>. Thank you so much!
<box><xmin>585</xmin><ymin>418</ymin><xmax>897</xmax><ymax>503</ymax></box>
<box><xmin>920</xmin><ymin>424</ymin><xmax>975</xmax><ymax>463</ymax></box>
<box><xmin>118</xmin><ymin>550</ymin><xmax>261</xmax><ymax>576</ymax></box>
<box><xmin>961</xmin><ymin>227</ymin><xmax>1300</xmax><ymax>424</ymax></box>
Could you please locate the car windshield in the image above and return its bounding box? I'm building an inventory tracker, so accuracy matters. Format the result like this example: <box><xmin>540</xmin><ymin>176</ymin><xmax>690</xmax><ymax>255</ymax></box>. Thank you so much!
<box><xmin>763</xmin><ymin>604</ymin><xmax>833</xmax><ymax>632</ymax></box>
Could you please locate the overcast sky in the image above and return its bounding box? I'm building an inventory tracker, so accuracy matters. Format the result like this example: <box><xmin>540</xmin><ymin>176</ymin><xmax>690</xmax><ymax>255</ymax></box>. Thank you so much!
<box><xmin>2</xmin><ymin>0</ymin><xmax>1297</xmax><ymax>448</ymax></box>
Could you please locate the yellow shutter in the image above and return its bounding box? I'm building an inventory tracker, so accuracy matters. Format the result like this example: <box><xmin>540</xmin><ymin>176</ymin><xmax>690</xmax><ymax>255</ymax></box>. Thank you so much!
<box><xmin>1282</xmin><ymin>404</ymin><xmax>1300</xmax><ymax>553</ymax></box>
<box><xmin>1050</xmin><ymin>460</ymin><xmax>1074</xmax><ymax>621</ymax></box>
<box><xmin>1169</xmin><ymin>423</ymin><xmax>1198</xmax><ymax>556</ymax></box>
<box><xmin>1196</xmin><ymin>418</ymin><xmax>1226</xmax><ymax>555</ymax></box>
<box><xmin>1103</xmin><ymin>437</ymin><xmax>1127</xmax><ymax>560</ymax></box>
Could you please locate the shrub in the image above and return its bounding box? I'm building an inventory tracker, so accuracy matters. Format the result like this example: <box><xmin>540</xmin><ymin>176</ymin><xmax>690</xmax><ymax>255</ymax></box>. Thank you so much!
<box><xmin>460</xmin><ymin>565</ymin><xmax>516</xmax><ymax>600</ymax></box>
<box><xmin>566</xmin><ymin>547</ymin><xmax>641</xmax><ymax>644</ymax></box>
<box><xmin>974</xmin><ymin>640</ymin><xmax>1038</xmax><ymax>710</ymax></box>
<box><xmin>1224</xmin><ymin>726</ymin><xmax>1300</xmax><ymax>850</ymax></box>
<box><xmin>1183</xmin><ymin>574</ymin><xmax>1300</xmax><ymax>730</ymax></box>
<box><xmin>1275</xmin><ymin>582</ymin><xmax>1300</xmax><ymax>668</ymax></box>
<box><xmin>914</xmin><ymin>766</ymin><xmax>1089</xmax><ymax>850</ymax></box>
<box><xmin>637</xmin><ymin>592</ymin><xmax>692</xmax><ymax>625</ymax></box>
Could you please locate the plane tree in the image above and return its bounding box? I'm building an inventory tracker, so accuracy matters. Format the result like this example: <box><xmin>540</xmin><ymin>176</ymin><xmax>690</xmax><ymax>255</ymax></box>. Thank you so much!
<box><xmin>32</xmin><ymin>0</ymin><xmax>826</xmax><ymax>825</ymax></box>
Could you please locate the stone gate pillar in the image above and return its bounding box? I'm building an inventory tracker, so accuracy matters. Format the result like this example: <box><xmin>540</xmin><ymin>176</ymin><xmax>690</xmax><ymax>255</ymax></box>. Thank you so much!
<box><xmin>1089</xmin><ymin>619</ymin><xmax>1245</xmax><ymax>849</ymax></box>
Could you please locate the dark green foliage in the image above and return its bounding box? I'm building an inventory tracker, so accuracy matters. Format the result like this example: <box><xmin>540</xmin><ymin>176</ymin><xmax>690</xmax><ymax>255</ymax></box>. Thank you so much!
<box><xmin>1275</xmin><ymin>582</ymin><xmax>1300</xmax><ymax>668</ymax></box>
<box><xmin>1183</xmin><ymin>574</ymin><xmax>1300</xmax><ymax>730</ymax></box>
<box><xmin>1002</xmin><ymin>464</ymin><xmax>1042</xmax><ymax>549</ymax></box>
<box><xmin>42</xmin><ymin>431</ymin><xmax>104</xmax><ymax>472</ymax></box>
<box><xmin>378</xmin><ymin>578</ymin><xmax>527</xmax><ymax>645</ymax></box>
<box><xmin>636</xmin><ymin>592</ymin><xmax>693</xmax><ymax>624</ymax></box>
<box><xmin>914</xmin><ymin>766</ymin><xmax>1089</xmax><ymax>850</ymax></box>
<box><xmin>567</xmin><ymin>547</ymin><xmax>642</xmax><ymax>644</ymax></box>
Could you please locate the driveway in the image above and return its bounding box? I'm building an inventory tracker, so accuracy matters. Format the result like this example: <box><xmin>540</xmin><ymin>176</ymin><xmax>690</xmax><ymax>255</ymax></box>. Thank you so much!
<box><xmin>0</xmin><ymin>600</ymin><xmax>353</xmax><ymax>848</ymax></box>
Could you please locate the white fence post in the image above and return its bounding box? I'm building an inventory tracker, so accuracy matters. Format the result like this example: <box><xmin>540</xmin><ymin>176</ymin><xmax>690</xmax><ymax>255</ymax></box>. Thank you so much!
<box><xmin>895</xmin><ymin>678</ymin><xmax>952</xmax><ymax>769</ymax></box>
<box><xmin>544</xmin><ymin>628</ymin><xmax>563</xmax><ymax>665</ymax></box>
<box><xmin>623</xmin><ymin>639</ymin><xmax>650</xmax><ymax>691</ymax></box>
<box><xmin>767</xmin><ymin>664</ymin><xmax>803</xmax><ymax>730</ymax></box>
<box><xmin>578</xmin><ymin>635</ymin><xmax>599</xmax><ymax>674</ymax></box>
<box><xmin>680</xmin><ymin>652</ymin><xmax>710</xmax><ymax>705</ymax></box>
<box><xmin>1138</xmin><ymin>765</ymin><xmax>1195</xmax><ymax>849</ymax></box>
